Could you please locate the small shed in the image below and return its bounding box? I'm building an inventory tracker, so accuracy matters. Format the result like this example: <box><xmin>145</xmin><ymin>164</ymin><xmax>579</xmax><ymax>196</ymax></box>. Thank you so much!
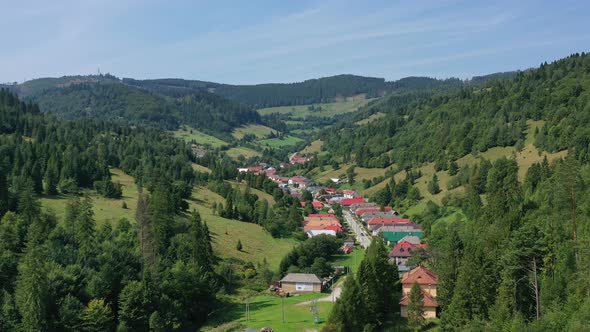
<box><xmin>280</xmin><ymin>273</ymin><xmax>322</xmax><ymax>293</ymax></box>
<box><xmin>343</xmin><ymin>236</ymin><xmax>356</xmax><ymax>247</ymax></box>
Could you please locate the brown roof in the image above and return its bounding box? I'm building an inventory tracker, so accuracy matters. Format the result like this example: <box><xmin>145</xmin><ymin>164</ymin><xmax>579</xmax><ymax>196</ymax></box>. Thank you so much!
<box><xmin>399</xmin><ymin>290</ymin><xmax>438</xmax><ymax>307</ymax></box>
<box><xmin>401</xmin><ymin>266</ymin><xmax>439</xmax><ymax>285</ymax></box>
<box><xmin>280</xmin><ymin>273</ymin><xmax>322</xmax><ymax>284</ymax></box>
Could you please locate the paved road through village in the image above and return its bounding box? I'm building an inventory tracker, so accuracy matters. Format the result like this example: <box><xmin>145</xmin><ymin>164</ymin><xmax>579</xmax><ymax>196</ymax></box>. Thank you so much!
<box><xmin>343</xmin><ymin>210</ymin><xmax>372</xmax><ymax>248</ymax></box>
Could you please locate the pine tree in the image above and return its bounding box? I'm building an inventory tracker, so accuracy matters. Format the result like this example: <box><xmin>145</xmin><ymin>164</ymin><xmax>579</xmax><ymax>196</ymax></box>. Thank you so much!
<box><xmin>81</xmin><ymin>299</ymin><xmax>114</xmax><ymax>332</ymax></box>
<box><xmin>59</xmin><ymin>294</ymin><xmax>83</xmax><ymax>332</ymax></box>
<box><xmin>427</xmin><ymin>174</ymin><xmax>440</xmax><ymax>195</ymax></box>
<box><xmin>357</xmin><ymin>237</ymin><xmax>400</xmax><ymax>327</ymax></box>
<box><xmin>324</xmin><ymin>274</ymin><xmax>366</xmax><ymax>332</ymax></box>
<box><xmin>118</xmin><ymin>281</ymin><xmax>148</xmax><ymax>331</ymax></box>
<box><xmin>76</xmin><ymin>196</ymin><xmax>96</xmax><ymax>265</ymax></box>
<box><xmin>407</xmin><ymin>282</ymin><xmax>425</xmax><ymax>331</ymax></box>
<box><xmin>236</xmin><ymin>239</ymin><xmax>243</xmax><ymax>251</ymax></box>
<box><xmin>44</xmin><ymin>156</ymin><xmax>60</xmax><ymax>195</ymax></box>
<box><xmin>15</xmin><ymin>246</ymin><xmax>50</xmax><ymax>332</ymax></box>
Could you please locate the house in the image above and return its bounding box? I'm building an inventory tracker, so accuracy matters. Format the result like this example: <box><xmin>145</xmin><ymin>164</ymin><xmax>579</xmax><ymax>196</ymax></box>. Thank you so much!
<box><xmin>340</xmin><ymin>197</ymin><xmax>365</xmax><ymax>206</ymax></box>
<box><xmin>237</xmin><ymin>166</ymin><xmax>263</xmax><ymax>175</ymax></box>
<box><xmin>289</xmin><ymin>153</ymin><xmax>312</xmax><ymax>165</ymax></box>
<box><xmin>342</xmin><ymin>190</ymin><xmax>359</xmax><ymax>199</ymax></box>
<box><xmin>343</xmin><ymin>236</ymin><xmax>356</xmax><ymax>247</ymax></box>
<box><xmin>288</xmin><ymin>176</ymin><xmax>310</xmax><ymax>188</ymax></box>
<box><xmin>354</xmin><ymin>206</ymin><xmax>393</xmax><ymax>217</ymax></box>
<box><xmin>307</xmin><ymin>229</ymin><xmax>338</xmax><ymax>237</ymax></box>
<box><xmin>280</xmin><ymin>273</ymin><xmax>322</xmax><ymax>293</ymax></box>
<box><xmin>373</xmin><ymin>223</ymin><xmax>422</xmax><ymax>236</ymax></box>
<box><xmin>382</xmin><ymin>231</ymin><xmax>424</xmax><ymax>243</ymax></box>
<box><xmin>399</xmin><ymin>266</ymin><xmax>439</xmax><ymax>319</ymax></box>
<box><xmin>360</xmin><ymin>211</ymin><xmax>399</xmax><ymax>223</ymax></box>
<box><xmin>300</xmin><ymin>201</ymin><xmax>324</xmax><ymax>209</ymax></box>
<box><xmin>367</xmin><ymin>218</ymin><xmax>412</xmax><ymax>231</ymax></box>
<box><xmin>389</xmin><ymin>241</ymin><xmax>428</xmax><ymax>271</ymax></box>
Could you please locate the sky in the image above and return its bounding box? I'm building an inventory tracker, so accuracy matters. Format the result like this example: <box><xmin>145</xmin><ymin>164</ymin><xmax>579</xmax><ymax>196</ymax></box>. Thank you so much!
<box><xmin>1</xmin><ymin>0</ymin><xmax>589</xmax><ymax>84</ymax></box>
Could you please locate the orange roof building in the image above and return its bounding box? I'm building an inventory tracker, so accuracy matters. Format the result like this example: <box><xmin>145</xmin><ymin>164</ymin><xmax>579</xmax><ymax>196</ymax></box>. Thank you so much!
<box><xmin>400</xmin><ymin>266</ymin><xmax>439</xmax><ymax>319</ymax></box>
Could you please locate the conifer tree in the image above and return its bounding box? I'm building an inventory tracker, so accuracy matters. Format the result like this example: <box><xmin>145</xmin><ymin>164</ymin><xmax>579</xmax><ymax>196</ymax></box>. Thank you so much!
<box><xmin>15</xmin><ymin>246</ymin><xmax>50</xmax><ymax>332</ymax></box>
<box><xmin>324</xmin><ymin>274</ymin><xmax>366</xmax><ymax>332</ymax></box>
<box><xmin>81</xmin><ymin>299</ymin><xmax>114</xmax><ymax>332</ymax></box>
<box><xmin>407</xmin><ymin>282</ymin><xmax>425</xmax><ymax>331</ymax></box>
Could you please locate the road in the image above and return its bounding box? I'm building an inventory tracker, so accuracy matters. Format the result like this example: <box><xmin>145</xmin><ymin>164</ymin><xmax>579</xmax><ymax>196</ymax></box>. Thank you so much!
<box><xmin>343</xmin><ymin>210</ymin><xmax>372</xmax><ymax>248</ymax></box>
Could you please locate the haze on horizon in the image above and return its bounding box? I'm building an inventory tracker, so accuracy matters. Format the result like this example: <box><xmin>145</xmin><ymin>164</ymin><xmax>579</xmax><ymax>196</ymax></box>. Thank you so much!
<box><xmin>1</xmin><ymin>0</ymin><xmax>589</xmax><ymax>84</ymax></box>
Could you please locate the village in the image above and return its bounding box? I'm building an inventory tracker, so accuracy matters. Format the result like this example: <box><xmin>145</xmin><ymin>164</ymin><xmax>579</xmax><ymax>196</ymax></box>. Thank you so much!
<box><xmin>236</xmin><ymin>152</ymin><xmax>439</xmax><ymax>326</ymax></box>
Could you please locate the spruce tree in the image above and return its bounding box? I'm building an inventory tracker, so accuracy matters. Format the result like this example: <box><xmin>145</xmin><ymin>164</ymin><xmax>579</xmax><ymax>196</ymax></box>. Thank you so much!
<box><xmin>407</xmin><ymin>282</ymin><xmax>425</xmax><ymax>331</ymax></box>
<box><xmin>15</xmin><ymin>246</ymin><xmax>50</xmax><ymax>332</ymax></box>
<box><xmin>81</xmin><ymin>299</ymin><xmax>114</xmax><ymax>332</ymax></box>
<box><xmin>325</xmin><ymin>274</ymin><xmax>366</xmax><ymax>332</ymax></box>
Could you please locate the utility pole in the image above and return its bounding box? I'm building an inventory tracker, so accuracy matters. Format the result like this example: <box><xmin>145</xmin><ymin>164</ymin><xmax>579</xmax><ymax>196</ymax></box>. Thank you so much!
<box><xmin>246</xmin><ymin>298</ymin><xmax>250</xmax><ymax>322</ymax></box>
<box><xmin>282</xmin><ymin>296</ymin><xmax>285</xmax><ymax>323</ymax></box>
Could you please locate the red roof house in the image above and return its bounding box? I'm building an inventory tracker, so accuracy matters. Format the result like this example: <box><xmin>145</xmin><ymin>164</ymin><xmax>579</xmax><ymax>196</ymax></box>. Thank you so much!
<box><xmin>400</xmin><ymin>266</ymin><xmax>439</xmax><ymax>319</ymax></box>
<box><xmin>340</xmin><ymin>197</ymin><xmax>365</xmax><ymax>206</ymax></box>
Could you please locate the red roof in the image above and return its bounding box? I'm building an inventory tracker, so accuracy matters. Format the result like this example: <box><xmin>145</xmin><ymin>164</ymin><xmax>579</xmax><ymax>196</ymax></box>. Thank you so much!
<box><xmin>400</xmin><ymin>290</ymin><xmax>438</xmax><ymax>307</ymax></box>
<box><xmin>300</xmin><ymin>202</ymin><xmax>306</xmax><ymax>207</ymax></box>
<box><xmin>312</xmin><ymin>201</ymin><xmax>324</xmax><ymax>208</ymax></box>
<box><xmin>247</xmin><ymin>166</ymin><xmax>263</xmax><ymax>172</ymax></box>
<box><xmin>289</xmin><ymin>176</ymin><xmax>309</xmax><ymax>183</ymax></box>
<box><xmin>324</xmin><ymin>188</ymin><xmax>336</xmax><ymax>194</ymax></box>
<box><xmin>308</xmin><ymin>213</ymin><xmax>336</xmax><ymax>218</ymax></box>
<box><xmin>389</xmin><ymin>241</ymin><xmax>427</xmax><ymax>258</ymax></box>
<box><xmin>367</xmin><ymin>218</ymin><xmax>411</xmax><ymax>225</ymax></box>
<box><xmin>340</xmin><ymin>197</ymin><xmax>365</xmax><ymax>206</ymax></box>
<box><xmin>401</xmin><ymin>266</ymin><xmax>439</xmax><ymax>286</ymax></box>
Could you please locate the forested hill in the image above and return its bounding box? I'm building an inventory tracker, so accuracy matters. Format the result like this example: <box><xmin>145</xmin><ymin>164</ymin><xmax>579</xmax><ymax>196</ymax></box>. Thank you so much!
<box><xmin>2</xmin><ymin>76</ymin><xmax>261</xmax><ymax>133</ymax></box>
<box><xmin>125</xmin><ymin>75</ymin><xmax>466</xmax><ymax>108</ymax></box>
<box><xmin>321</xmin><ymin>53</ymin><xmax>590</xmax><ymax>168</ymax></box>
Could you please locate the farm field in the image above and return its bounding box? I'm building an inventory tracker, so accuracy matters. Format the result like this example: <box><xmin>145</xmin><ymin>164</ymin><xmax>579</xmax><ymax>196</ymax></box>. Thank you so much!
<box><xmin>257</xmin><ymin>97</ymin><xmax>374</xmax><ymax>119</ymax></box>
<box><xmin>226</xmin><ymin>146</ymin><xmax>262</xmax><ymax>159</ymax></box>
<box><xmin>172</xmin><ymin>126</ymin><xmax>228</xmax><ymax>148</ymax></box>
<box><xmin>258</xmin><ymin>135</ymin><xmax>303</xmax><ymax>148</ymax></box>
<box><xmin>233</xmin><ymin>124</ymin><xmax>276</xmax><ymax>139</ymax></box>
<box><xmin>301</xmin><ymin>140</ymin><xmax>323</xmax><ymax>155</ymax></box>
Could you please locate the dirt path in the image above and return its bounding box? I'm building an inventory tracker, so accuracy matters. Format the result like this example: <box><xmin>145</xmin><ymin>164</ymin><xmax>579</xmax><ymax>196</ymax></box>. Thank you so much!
<box><xmin>297</xmin><ymin>286</ymin><xmax>342</xmax><ymax>305</ymax></box>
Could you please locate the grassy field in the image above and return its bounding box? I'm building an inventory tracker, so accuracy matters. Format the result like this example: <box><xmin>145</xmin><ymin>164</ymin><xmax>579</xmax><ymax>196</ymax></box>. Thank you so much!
<box><xmin>233</xmin><ymin>124</ymin><xmax>276</xmax><ymax>140</ymax></box>
<box><xmin>355</xmin><ymin>112</ymin><xmax>386</xmax><ymax>125</ymax></box>
<box><xmin>172</xmin><ymin>126</ymin><xmax>228</xmax><ymax>148</ymax></box>
<box><xmin>301</xmin><ymin>140</ymin><xmax>323</xmax><ymax>155</ymax></box>
<box><xmin>228</xmin><ymin>180</ymin><xmax>276</xmax><ymax>204</ymax></box>
<box><xmin>257</xmin><ymin>98</ymin><xmax>374</xmax><ymax>119</ymax></box>
<box><xmin>40</xmin><ymin>168</ymin><xmax>138</xmax><ymax>225</ymax></box>
<box><xmin>313</xmin><ymin>164</ymin><xmax>392</xmax><ymax>184</ymax></box>
<box><xmin>226</xmin><ymin>147</ymin><xmax>262</xmax><ymax>160</ymax></box>
<box><xmin>258</xmin><ymin>135</ymin><xmax>303</xmax><ymax>148</ymax></box>
<box><xmin>203</xmin><ymin>293</ymin><xmax>333</xmax><ymax>332</ymax></box>
<box><xmin>189</xmin><ymin>186</ymin><xmax>295</xmax><ymax>270</ymax></box>
<box><xmin>332</xmin><ymin>248</ymin><xmax>365</xmax><ymax>274</ymax></box>
<box><xmin>362</xmin><ymin>120</ymin><xmax>567</xmax><ymax>202</ymax></box>
<box><xmin>191</xmin><ymin>163</ymin><xmax>211</xmax><ymax>173</ymax></box>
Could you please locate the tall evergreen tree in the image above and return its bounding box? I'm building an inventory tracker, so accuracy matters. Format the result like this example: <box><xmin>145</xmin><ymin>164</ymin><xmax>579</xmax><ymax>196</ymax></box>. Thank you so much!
<box><xmin>407</xmin><ymin>282</ymin><xmax>425</xmax><ymax>331</ymax></box>
<box><xmin>15</xmin><ymin>246</ymin><xmax>50</xmax><ymax>332</ymax></box>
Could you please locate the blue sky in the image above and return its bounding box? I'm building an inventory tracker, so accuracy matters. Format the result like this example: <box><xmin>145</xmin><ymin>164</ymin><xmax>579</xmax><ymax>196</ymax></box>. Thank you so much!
<box><xmin>1</xmin><ymin>0</ymin><xmax>589</xmax><ymax>84</ymax></box>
